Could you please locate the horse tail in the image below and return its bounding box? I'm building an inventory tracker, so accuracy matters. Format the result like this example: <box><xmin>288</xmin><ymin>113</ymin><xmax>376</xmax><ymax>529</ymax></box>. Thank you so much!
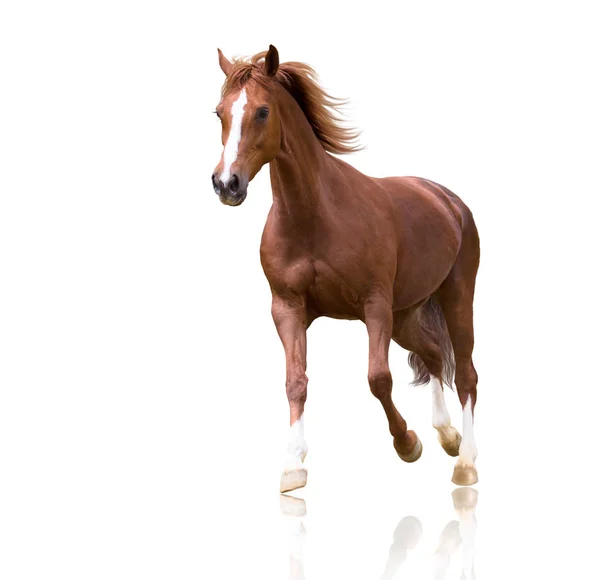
<box><xmin>407</xmin><ymin>298</ymin><xmax>456</xmax><ymax>389</ymax></box>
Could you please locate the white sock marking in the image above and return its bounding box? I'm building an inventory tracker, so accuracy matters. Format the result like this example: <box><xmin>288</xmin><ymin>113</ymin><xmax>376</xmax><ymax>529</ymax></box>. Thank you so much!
<box><xmin>283</xmin><ymin>414</ymin><xmax>308</xmax><ymax>472</ymax></box>
<box><xmin>431</xmin><ymin>377</ymin><xmax>451</xmax><ymax>430</ymax></box>
<box><xmin>459</xmin><ymin>395</ymin><xmax>477</xmax><ymax>465</ymax></box>
<box><xmin>220</xmin><ymin>88</ymin><xmax>247</xmax><ymax>185</ymax></box>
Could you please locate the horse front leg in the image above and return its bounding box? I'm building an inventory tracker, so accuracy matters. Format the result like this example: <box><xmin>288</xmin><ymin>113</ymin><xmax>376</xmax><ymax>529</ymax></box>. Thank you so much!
<box><xmin>272</xmin><ymin>294</ymin><xmax>309</xmax><ymax>493</ymax></box>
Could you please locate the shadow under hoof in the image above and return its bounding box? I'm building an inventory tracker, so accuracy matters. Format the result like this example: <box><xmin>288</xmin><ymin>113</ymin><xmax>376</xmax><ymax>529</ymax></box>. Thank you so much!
<box><xmin>280</xmin><ymin>494</ymin><xmax>307</xmax><ymax>517</ymax></box>
<box><xmin>394</xmin><ymin>433</ymin><xmax>423</xmax><ymax>463</ymax></box>
<box><xmin>452</xmin><ymin>487</ymin><xmax>478</xmax><ymax>512</ymax></box>
<box><xmin>452</xmin><ymin>463</ymin><xmax>478</xmax><ymax>486</ymax></box>
<box><xmin>439</xmin><ymin>427</ymin><xmax>462</xmax><ymax>457</ymax></box>
<box><xmin>280</xmin><ymin>468</ymin><xmax>308</xmax><ymax>494</ymax></box>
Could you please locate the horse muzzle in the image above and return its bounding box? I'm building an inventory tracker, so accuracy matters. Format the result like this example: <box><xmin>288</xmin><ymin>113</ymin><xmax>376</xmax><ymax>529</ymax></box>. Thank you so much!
<box><xmin>212</xmin><ymin>172</ymin><xmax>248</xmax><ymax>207</ymax></box>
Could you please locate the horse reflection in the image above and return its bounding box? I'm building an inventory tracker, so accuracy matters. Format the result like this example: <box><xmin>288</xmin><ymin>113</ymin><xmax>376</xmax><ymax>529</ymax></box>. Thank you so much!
<box><xmin>381</xmin><ymin>516</ymin><xmax>423</xmax><ymax>580</ymax></box>
<box><xmin>280</xmin><ymin>495</ymin><xmax>307</xmax><ymax>580</ymax></box>
<box><xmin>280</xmin><ymin>489</ymin><xmax>478</xmax><ymax>579</ymax></box>
<box><xmin>432</xmin><ymin>488</ymin><xmax>478</xmax><ymax>580</ymax></box>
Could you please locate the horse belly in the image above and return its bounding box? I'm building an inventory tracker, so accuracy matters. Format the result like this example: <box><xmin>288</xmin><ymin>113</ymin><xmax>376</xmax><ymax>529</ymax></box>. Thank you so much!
<box><xmin>392</xmin><ymin>230</ymin><xmax>461</xmax><ymax>309</ymax></box>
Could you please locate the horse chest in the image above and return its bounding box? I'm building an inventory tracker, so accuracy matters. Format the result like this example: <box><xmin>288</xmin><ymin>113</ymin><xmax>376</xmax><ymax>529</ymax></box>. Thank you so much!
<box><xmin>261</xmin><ymin>216</ymin><xmax>368</xmax><ymax>319</ymax></box>
<box><xmin>262</xmin><ymin>249</ymin><xmax>361</xmax><ymax>319</ymax></box>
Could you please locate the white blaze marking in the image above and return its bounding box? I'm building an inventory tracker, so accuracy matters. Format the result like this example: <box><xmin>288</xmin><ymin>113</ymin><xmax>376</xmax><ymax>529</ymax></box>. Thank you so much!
<box><xmin>221</xmin><ymin>88</ymin><xmax>247</xmax><ymax>185</ymax></box>
<box><xmin>459</xmin><ymin>395</ymin><xmax>477</xmax><ymax>465</ymax></box>
<box><xmin>283</xmin><ymin>414</ymin><xmax>307</xmax><ymax>472</ymax></box>
<box><xmin>431</xmin><ymin>377</ymin><xmax>451</xmax><ymax>430</ymax></box>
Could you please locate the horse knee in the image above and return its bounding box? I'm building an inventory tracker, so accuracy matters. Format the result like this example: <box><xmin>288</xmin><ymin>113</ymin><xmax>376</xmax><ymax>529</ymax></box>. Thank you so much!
<box><xmin>286</xmin><ymin>373</ymin><xmax>308</xmax><ymax>405</ymax></box>
<box><xmin>369</xmin><ymin>369</ymin><xmax>393</xmax><ymax>400</ymax></box>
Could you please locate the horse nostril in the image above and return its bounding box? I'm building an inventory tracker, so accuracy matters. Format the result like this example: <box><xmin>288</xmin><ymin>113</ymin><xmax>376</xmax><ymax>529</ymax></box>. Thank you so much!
<box><xmin>211</xmin><ymin>173</ymin><xmax>219</xmax><ymax>193</ymax></box>
<box><xmin>228</xmin><ymin>174</ymin><xmax>239</xmax><ymax>193</ymax></box>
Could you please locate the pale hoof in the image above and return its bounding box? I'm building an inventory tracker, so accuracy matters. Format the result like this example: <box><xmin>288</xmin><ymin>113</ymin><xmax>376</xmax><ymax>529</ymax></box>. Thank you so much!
<box><xmin>452</xmin><ymin>463</ymin><xmax>478</xmax><ymax>486</ymax></box>
<box><xmin>280</xmin><ymin>468</ymin><xmax>308</xmax><ymax>493</ymax></box>
<box><xmin>396</xmin><ymin>435</ymin><xmax>423</xmax><ymax>463</ymax></box>
<box><xmin>438</xmin><ymin>427</ymin><xmax>462</xmax><ymax>457</ymax></box>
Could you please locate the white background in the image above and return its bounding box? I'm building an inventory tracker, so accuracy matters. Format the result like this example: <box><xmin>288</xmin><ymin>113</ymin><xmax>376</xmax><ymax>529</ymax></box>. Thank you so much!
<box><xmin>1</xmin><ymin>1</ymin><xmax>599</xmax><ymax>578</ymax></box>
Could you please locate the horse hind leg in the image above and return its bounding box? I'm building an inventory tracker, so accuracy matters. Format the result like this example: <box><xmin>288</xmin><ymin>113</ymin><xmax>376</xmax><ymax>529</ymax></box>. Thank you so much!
<box><xmin>436</xmin><ymin>214</ymin><xmax>480</xmax><ymax>486</ymax></box>
<box><xmin>393</xmin><ymin>302</ymin><xmax>462</xmax><ymax>457</ymax></box>
<box><xmin>437</xmin><ymin>293</ymin><xmax>479</xmax><ymax>486</ymax></box>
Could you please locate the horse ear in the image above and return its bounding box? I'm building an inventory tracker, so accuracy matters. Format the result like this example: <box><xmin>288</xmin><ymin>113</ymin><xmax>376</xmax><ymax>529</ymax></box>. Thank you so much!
<box><xmin>218</xmin><ymin>48</ymin><xmax>233</xmax><ymax>76</ymax></box>
<box><xmin>264</xmin><ymin>44</ymin><xmax>279</xmax><ymax>77</ymax></box>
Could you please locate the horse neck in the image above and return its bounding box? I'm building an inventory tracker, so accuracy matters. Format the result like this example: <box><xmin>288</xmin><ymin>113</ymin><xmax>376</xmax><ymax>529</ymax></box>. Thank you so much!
<box><xmin>269</xmin><ymin>85</ymin><xmax>331</xmax><ymax>220</ymax></box>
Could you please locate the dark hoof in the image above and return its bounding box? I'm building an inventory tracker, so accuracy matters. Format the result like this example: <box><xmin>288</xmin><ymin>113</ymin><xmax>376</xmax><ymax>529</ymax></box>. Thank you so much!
<box><xmin>394</xmin><ymin>431</ymin><xmax>423</xmax><ymax>463</ymax></box>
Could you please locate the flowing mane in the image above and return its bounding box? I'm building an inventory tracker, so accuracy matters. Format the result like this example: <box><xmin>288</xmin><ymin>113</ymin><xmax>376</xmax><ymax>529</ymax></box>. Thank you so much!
<box><xmin>221</xmin><ymin>51</ymin><xmax>362</xmax><ymax>155</ymax></box>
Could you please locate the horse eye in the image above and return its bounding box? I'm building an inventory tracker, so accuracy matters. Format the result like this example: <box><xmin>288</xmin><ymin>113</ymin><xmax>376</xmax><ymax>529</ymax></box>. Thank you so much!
<box><xmin>213</xmin><ymin>110</ymin><xmax>221</xmax><ymax>119</ymax></box>
<box><xmin>256</xmin><ymin>107</ymin><xmax>269</xmax><ymax>121</ymax></box>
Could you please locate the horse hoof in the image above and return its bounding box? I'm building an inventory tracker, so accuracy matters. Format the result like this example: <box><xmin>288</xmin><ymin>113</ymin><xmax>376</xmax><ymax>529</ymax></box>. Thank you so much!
<box><xmin>280</xmin><ymin>468</ymin><xmax>308</xmax><ymax>493</ymax></box>
<box><xmin>452</xmin><ymin>463</ymin><xmax>478</xmax><ymax>486</ymax></box>
<box><xmin>395</xmin><ymin>432</ymin><xmax>423</xmax><ymax>463</ymax></box>
<box><xmin>438</xmin><ymin>427</ymin><xmax>462</xmax><ymax>457</ymax></box>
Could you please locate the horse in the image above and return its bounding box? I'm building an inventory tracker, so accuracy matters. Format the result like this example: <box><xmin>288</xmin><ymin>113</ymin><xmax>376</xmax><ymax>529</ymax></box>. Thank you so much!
<box><xmin>211</xmin><ymin>45</ymin><xmax>480</xmax><ymax>492</ymax></box>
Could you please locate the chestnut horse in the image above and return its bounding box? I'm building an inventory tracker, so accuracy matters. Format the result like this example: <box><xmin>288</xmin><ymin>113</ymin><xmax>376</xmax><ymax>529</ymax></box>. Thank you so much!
<box><xmin>211</xmin><ymin>46</ymin><xmax>480</xmax><ymax>492</ymax></box>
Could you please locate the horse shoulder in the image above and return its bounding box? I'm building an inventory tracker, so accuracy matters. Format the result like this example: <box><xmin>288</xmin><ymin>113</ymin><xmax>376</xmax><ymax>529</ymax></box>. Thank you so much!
<box><xmin>260</xmin><ymin>209</ymin><xmax>315</xmax><ymax>296</ymax></box>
